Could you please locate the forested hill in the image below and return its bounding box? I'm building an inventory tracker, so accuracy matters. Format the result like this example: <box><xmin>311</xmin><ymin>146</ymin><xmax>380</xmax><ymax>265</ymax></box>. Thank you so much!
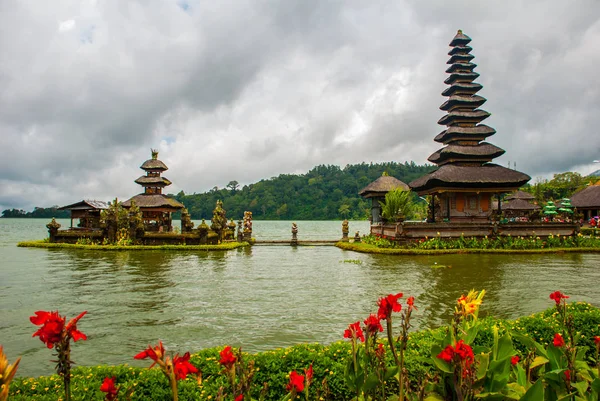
<box><xmin>176</xmin><ymin>161</ymin><xmax>435</xmax><ymax>220</ymax></box>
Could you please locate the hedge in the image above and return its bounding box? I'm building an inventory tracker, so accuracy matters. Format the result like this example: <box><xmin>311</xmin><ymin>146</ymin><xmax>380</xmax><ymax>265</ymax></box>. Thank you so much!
<box><xmin>9</xmin><ymin>302</ymin><xmax>600</xmax><ymax>400</ymax></box>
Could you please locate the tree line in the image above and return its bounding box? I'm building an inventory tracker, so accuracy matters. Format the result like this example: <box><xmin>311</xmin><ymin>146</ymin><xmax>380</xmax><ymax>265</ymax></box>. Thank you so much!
<box><xmin>5</xmin><ymin>166</ymin><xmax>596</xmax><ymax>221</ymax></box>
<box><xmin>175</xmin><ymin>161</ymin><xmax>435</xmax><ymax>220</ymax></box>
<box><xmin>1</xmin><ymin>206</ymin><xmax>69</xmax><ymax>219</ymax></box>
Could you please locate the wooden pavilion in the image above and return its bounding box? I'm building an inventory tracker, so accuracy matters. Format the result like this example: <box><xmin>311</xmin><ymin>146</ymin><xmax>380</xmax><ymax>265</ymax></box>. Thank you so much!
<box><xmin>121</xmin><ymin>150</ymin><xmax>184</xmax><ymax>232</ymax></box>
<box><xmin>571</xmin><ymin>184</ymin><xmax>600</xmax><ymax>221</ymax></box>
<box><xmin>409</xmin><ymin>30</ymin><xmax>530</xmax><ymax>222</ymax></box>
<box><xmin>57</xmin><ymin>200</ymin><xmax>108</xmax><ymax>229</ymax></box>
<box><xmin>359</xmin><ymin>174</ymin><xmax>410</xmax><ymax>223</ymax></box>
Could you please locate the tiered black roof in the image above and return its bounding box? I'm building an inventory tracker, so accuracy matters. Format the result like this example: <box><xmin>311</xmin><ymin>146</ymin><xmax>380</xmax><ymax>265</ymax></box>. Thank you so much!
<box><xmin>122</xmin><ymin>150</ymin><xmax>184</xmax><ymax>210</ymax></box>
<box><xmin>410</xmin><ymin>30</ymin><xmax>530</xmax><ymax>193</ymax></box>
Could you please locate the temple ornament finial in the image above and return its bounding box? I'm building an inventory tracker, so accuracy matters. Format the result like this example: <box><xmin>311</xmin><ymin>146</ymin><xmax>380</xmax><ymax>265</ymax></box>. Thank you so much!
<box><xmin>151</xmin><ymin>149</ymin><xmax>158</xmax><ymax>160</ymax></box>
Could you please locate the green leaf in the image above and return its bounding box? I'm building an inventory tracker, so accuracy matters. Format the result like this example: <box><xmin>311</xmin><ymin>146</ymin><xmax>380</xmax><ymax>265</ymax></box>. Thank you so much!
<box><xmin>476</xmin><ymin>352</ymin><xmax>490</xmax><ymax>381</ymax></box>
<box><xmin>512</xmin><ymin>333</ymin><xmax>548</xmax><ymax>359</ymax></box>
<box><xmin>547</xmin><ymin>345</ymin><xmax>565</xmax><ymax>371</ymax></box>
<box><xmin>424</xmin><ymin>395</ymin><xmax>445</xmax><ymax>401</ymax></box>
<box><xmin>571</xmin><ymin>381</ymin><xmax>589</xmax><ymax>397</ymax></box>
<box><xmin>591</xmin><ymin>377</ymin><xmax>600</xmax><ymax>393</ymax></box>
<box><xmin>496</xmin><ymin>332</ymin><xmax>516</xmax><ymax>361</ymax></box>
<box><xmin>530</xmin><ymin>356</ymin><xmax>549</xmax><ymax>370</ymax></box>
<box><xmin>520</xmin><ymin>379</ymin><xmax>544</xmax><ymax>401</ymax></box>
<box><xmin>505</xmin><ymin>382</ymin><xmax>526</xmax><ymax>399</ymax></box>
<box><xmin>363</xmin><ymin>372</ymin><xmax>380</xmax><ymax>392</ymax></box>
<box><xmin>384</xmin><ymin>366</ymin><xmax>399</xmax><ymax>380</ymax></box>
<box><xmin>516</xmin><ymin>364</ymin><xmax>527</xmax><ymax>388</ymax></box>
<box><xmin>431</xmin><ymin>356</ymin><xmax>453</xmax><ymax>374</ymax></box>
<box><xmin>473</xmin><ymin>392</ymin><xmax>505</xmax><ymax>400</ymax></box>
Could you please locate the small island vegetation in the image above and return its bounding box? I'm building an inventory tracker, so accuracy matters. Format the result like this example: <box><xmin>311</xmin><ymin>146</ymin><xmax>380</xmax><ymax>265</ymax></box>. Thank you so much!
<box><xmin>337</xmin><ymin>233</ymin><xmax>600</xmax><ymax>255</ymax></box>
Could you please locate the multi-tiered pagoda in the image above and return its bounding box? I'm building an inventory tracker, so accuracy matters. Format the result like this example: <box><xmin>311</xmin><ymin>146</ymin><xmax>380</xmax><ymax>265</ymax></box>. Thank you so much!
<box><xmin>410</xmin><ymin>30</ymin><xmax>530</xmax><ymax>222</ymax></box>
<box><xmin>122</xmin><ymin>149</ymin><xmax>184</xmax><ymax>231</ymax></box>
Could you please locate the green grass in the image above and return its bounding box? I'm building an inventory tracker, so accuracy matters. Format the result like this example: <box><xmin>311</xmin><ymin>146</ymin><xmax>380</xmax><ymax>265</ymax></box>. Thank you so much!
<box><xmin>336</xmin><ymin>241</ymin><xmax>600</xmax><ymax>255</ymax></box>
<box><xmin>17</xmin><ymin>240</ymin><xmax>249</xmax><ymax>251</ymax></box>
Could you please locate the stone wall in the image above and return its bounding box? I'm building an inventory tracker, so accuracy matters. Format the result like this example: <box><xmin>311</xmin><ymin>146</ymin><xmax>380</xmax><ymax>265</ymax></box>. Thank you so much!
<box><xmin>371</xmin><ymin>221</ymin><xmax>579</xmax><ymax>239</ymax></box>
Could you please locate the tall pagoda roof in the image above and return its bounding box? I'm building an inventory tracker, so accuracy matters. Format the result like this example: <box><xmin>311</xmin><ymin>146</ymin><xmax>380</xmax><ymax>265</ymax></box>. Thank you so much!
<box><xmin>427</xmin><ymin>142</ymin><xmax>505</xmax><ymax>165</ymax></box>
<box><xmin>134</xmin><ymin>176</ymin><xmax>173</xmax><ymax>186</ymax></box>
<box><xmin>140</xmin><ymin>149</ymin><xmax>168</xmax><ymax>171</ymax></box>
<box><xmin>409</xmin><ymin>30</ymin><xmax>530</xmax><ymax>194</ymax></box>
<box><xmin>359</xmin><ymin>175</ymin><xmax>409</xmax><ymax>198</ymax></box>
<box><xmin>410</xmin><ymin>164</ymin><xmax>530</xmax><ymax>193</ymax></box>
<box><xmin>122</xmin><ymin>194</ymin><xmax>184</xmax><ymax>210</ymax></box>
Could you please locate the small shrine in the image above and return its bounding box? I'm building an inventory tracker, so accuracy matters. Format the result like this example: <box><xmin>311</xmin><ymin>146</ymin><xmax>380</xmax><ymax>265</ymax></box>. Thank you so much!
<box><xmin>409</xmin><ymin>30</ymin><xmax>530</xmax><ymax>222</ymax></box>
<box><xmin>121</xmin><ymin>149</ymin><xmax>185</xmax><ymax>232</ymax></box>
<box><xmin>57</xmin><ymin>200</ymin><xmax>108</xmax><ymax>229</ymax></box>
<box><xmin>359</xmin><ymin>173</ymin><xmax>410</xmax><ymax>223</ymax></box>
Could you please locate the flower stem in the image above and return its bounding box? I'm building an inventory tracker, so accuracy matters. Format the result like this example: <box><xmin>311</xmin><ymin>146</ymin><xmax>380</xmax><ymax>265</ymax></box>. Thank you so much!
<box><xmin>386</xmin><ymin>318</ymin><xmax>399</xmax><ymax>366</ymax></box>
<box><xmin>170</xmin><ymin>371</ymin><xmax>179</xmax><ymax>401</ymax></box>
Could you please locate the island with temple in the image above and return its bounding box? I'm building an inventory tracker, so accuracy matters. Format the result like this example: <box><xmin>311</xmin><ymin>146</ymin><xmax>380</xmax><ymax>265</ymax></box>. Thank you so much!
<box><xmin>361</xmin><ymin>30</ymin><xmax>579</xmax><ymax>240</ymax></box>
<box><xmin>42</xmin><ymin>150</ymin><xmax>251</xmax><ymax>247</ymax></box>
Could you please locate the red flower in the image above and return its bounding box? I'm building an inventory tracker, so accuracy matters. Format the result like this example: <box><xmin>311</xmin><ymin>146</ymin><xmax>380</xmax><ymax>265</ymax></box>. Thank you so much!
<box><xmin>343</xmin><ymin>321</ymin><xmax>365</xmax><ymax>343</ymax></box>
<box><xmin>30</xmin><ymin>311</ymin><xmax>64</xmax><ymax>348</ymax></box>
<box><xmin>363</xmin><ymin>314</ymin><xmax>383</xmax><ymax>335</ymax></box>
<box><xmin>564</xmin><ymin>370</ymin><xmax>571</xmax><ymax>381</ymax></box>
<box><xmin>286</xmin><ymin>371</ymin><xmax>305</xmax><ymax>393</ymax></box>
<box><xmin>304</xmin><ymin>364</ymin><xmax>313</xmax><ymax>387</ymax></box>
<box><xmin>219</xmin><ymin>346</ymin><xmax>237</xmax><ymax>368</ymax></box>
<box><xmin>173</xmin><ymin>352</ymin><xmax>198</xmax><ymax>380</ymax></box>
<box><xmin>100</xmin><ymin>376</ymin><xmax>118</xmax><ymax>400</ymax></box>
<box><xmin>454</xmin><ymin>340</ymin><xmax>474</xmax><ymax>366</ymax></box>
<box><xmin>511</xmin><ymin>355</ymin><xmax>520</xmax><ymax>366</ymax></box>
<box><xmin>30</xmin><ymin>310</ymin><xmax>87</xmax><ymax>348</ymax></box>
<box><xmin>407</xmin><ymin>296</ymin><xmax>417</xmax><ymax>311</ymax></box>
<box><xmin>134</xmin><ymin>341</ymin><xmax>165</xmax><ymax>367</ymax></box>
<box><xmin>549</xmin><ymin>291</ymin><xmax>569</xmax><ymax>305</ymax></box>
<box><xmin>553</xmin><ymin>333</ymin><xmax>565</xmax><ymax>347</ymax></box>
<box><xmin>594</xmin><ymin>336</ymin><xmax>600</xmax><ymax>346</ymax></box>
<box><xmin>65</xmin><ymin>311</ymin><xmax>88</xmax><ymax>342</ymax></box>
<box><xmin>375</xmin><ymin>343</ymin><xmax>385</xmax><ymax>359</ymax></box>
<box><xmin>436</xmin><ymin>341</ymin><xmax>474</xmax><ymax>368</ymax></box>
<box><xmin>377</xmin><ymin>293</ymin><xmax>403</xmax><ymax>320</ymax></box>
<box><xmin>436</xmin><ymin>345</ymin><xmax>454</xmax><ymax>363</ymax></box>
<box><xmin>235</xmin><ymin>396</ymin><xmax>243</xmax><ymax>401</ymax></box>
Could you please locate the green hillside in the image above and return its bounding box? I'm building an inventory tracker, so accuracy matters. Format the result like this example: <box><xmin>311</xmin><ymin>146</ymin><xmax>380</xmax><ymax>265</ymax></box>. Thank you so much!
<box><xmin>175</xmin><ymin>161</ymin><xmax>435</xmax><ymax>220</ymax></box>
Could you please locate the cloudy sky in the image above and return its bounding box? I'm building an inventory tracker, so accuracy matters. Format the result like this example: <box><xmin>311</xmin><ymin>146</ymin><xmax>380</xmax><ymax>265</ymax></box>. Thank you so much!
<box><xmin>1</xmin><ymin>0</ymin><xmax>599</xmax><ymax>211</ymax></box>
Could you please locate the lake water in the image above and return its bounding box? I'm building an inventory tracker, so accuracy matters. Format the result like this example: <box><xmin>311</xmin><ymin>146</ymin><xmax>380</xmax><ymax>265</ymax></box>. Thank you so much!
<box><xmin>1</xmin><ymin>218</ymin><xmax>599</xmax><ymax>377</ymax></box>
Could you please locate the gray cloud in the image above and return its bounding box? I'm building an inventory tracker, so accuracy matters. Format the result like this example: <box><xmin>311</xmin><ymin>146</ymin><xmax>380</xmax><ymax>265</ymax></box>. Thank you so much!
<box><xmin>1</xmin><ymin>0</ymin><xmax>599</xmax><ymax>211</ymax></box>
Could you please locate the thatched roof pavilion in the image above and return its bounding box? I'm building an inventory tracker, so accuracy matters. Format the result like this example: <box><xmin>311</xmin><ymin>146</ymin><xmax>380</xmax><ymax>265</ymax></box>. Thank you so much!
<box><xmin>58</xmin><ymin>200</ymin><xmax>108</xmax><ymax>229</ymax></box>
<box><xmin>359</xmin><ymin>175</ymin><xmax>409</xmax><ymax>198</ymax></box>
<box><xmin>122</xmin><ymin>150</ymin><xmax>184</xmax><ymax>231</ymax></box>
<box><xmin>359</xmin><ymin>174</ymin><xmax>410</xmax><ymax>223</ymax></box>
<box><xmin>506</xmin><ymin>190</ymin><xmax>535</xmax><ymax>201</ymax></box>
<box><xmin>409</xmin><ymin>30</ymin><xmax>530</xmax><ymax>222</ymax></box>
<box><xmin>571</xmin><ymin>184</ymin><xmax>600</xmax><ymax>220</ymax></box>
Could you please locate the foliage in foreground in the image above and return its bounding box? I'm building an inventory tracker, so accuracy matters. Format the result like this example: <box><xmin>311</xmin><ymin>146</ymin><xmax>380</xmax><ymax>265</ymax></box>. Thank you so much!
<box><xmin>7</xmin><ymin>301</ymin><xmax>600</xmax><ymax>400</ymax></box>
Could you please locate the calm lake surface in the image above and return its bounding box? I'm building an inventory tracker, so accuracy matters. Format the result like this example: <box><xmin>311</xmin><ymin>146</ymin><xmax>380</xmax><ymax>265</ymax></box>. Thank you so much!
<box><xmin>1</xmin><ymin>218</ymin><xmax>599</xmax><ymax>377</ymax></box>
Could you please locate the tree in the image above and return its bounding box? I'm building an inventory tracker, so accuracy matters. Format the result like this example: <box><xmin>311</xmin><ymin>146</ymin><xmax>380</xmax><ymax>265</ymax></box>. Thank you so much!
<box><xmin>226</xmin><ymin>180</ymin><xmax>239</xmax><ymax>192</ymax></box>
<box><xmin>338</xmin><ymin>204</ymin><xmax>351</xmax><ymax>218</ymax></box>
<box><xmin>380</xmin><ymin>188</ymin><xmax>416</xmax><ymax>222</ymax></box>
